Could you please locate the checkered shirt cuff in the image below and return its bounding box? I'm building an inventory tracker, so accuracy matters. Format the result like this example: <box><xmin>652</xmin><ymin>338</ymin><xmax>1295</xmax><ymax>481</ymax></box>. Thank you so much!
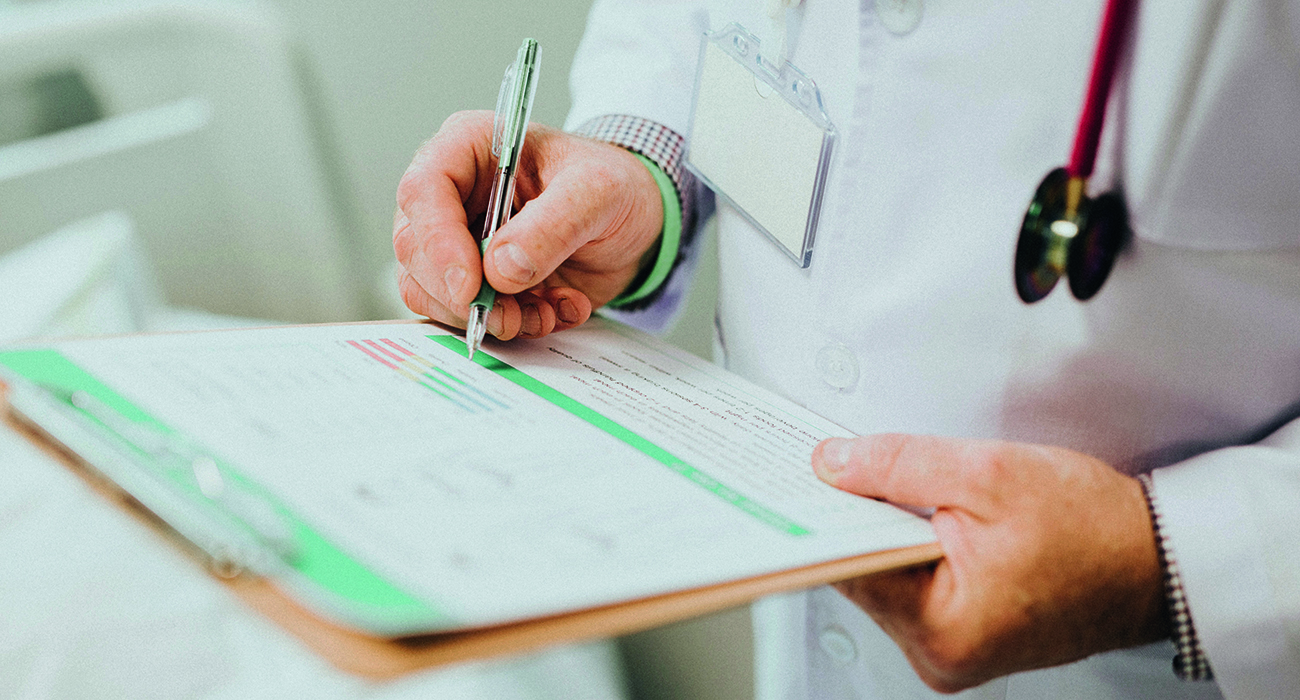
<box><xmin>1137</xmin><ymin>474</ymin><xmax>1214</xmax><ymax>681</ymax></box>
<box><xmin>572</xmin><ymin>115</ymin><xmax>697</xmax><ymax>232</ymax></box>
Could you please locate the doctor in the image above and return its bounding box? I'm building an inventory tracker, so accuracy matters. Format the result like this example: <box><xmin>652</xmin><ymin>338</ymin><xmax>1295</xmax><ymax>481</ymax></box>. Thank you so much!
<box><xmin>393</xmin><ymin>0</ymin><xmax>1300</xmax><ymax>698</ymax></box>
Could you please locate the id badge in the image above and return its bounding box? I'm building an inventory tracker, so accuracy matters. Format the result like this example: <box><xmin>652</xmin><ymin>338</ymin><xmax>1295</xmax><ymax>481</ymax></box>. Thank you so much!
<box><xmin>685</xmin><ymin>23</ymin><xmax>836</xmax><ymax>268</ymax></box>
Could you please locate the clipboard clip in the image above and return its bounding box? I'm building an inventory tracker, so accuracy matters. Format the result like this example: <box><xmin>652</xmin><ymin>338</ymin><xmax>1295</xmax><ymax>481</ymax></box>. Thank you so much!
<box><xmin>9</xmin><ymin>380</ymin><xmax>298</xmax><ymax>578</ymax></box>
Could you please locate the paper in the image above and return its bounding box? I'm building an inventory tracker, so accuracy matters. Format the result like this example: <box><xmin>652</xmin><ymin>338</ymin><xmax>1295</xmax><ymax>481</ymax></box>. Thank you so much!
<box><xmin>7</xmin><ymin>318</ymin><xmax>934</xmax><ymax>631</ymax></box>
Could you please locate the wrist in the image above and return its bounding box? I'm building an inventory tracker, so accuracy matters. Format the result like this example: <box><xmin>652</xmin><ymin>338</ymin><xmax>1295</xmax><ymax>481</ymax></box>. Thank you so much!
<box><xmin>571</xmin><ymin>115</ymin><xmax>697</xmax><ymax>310</ymax></box>
<box><xmin>609</xmin><ymin>153</ymin><xmax>681</xmax><ymax>307</ymax></box>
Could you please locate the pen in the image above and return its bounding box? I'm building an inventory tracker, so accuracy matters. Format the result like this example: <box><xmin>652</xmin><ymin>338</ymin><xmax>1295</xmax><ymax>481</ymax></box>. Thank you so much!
<box><xmin>466</xmin><ymin>38</ymin><xmax>541</xmax><ymax>360</ymax></box>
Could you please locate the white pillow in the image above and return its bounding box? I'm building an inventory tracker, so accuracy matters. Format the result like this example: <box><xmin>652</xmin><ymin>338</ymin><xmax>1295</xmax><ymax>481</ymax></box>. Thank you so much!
<box><xmin>0</xmin><ymin>211</ymin><xmax>162</xmax><ymax>344</ymax></box>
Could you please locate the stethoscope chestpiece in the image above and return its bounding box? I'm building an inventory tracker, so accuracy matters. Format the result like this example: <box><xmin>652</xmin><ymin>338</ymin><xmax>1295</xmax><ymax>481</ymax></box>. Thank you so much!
<box><xmin>1015</xmin><ymin>0</ymin><xmax>1138</xmax><ymax>304</ymax></box>
<box><xmin>1014</xmin><ymin>167</ymin><xmax>1129</xmax><ymax>304</ymax></box>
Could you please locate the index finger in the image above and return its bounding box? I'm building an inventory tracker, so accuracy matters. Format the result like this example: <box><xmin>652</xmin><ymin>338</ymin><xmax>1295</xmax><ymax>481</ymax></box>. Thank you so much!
<box><xmin>394</xmin><ymin>111</ymin><xmax>497</xmax><ymax>313</ymax></box>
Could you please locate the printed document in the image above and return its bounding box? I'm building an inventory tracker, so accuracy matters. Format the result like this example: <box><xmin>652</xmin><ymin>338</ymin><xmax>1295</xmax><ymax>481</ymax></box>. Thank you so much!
<box><xmin>35</xmin><ymin>318</ymin><xmax>935</xmax><ymax>628</ymax></box>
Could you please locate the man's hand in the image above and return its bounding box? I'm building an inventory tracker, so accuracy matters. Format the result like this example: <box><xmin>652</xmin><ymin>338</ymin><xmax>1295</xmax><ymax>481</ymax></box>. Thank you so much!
<box><xmin>394</xmin><ymin>111</ymin><xmax>664</xmax><ymax>340</ymax></box>
<box><xmin>812</xmin><ymin>434</ymin><xmax>1170</xmax><ymax>693</ymax></box>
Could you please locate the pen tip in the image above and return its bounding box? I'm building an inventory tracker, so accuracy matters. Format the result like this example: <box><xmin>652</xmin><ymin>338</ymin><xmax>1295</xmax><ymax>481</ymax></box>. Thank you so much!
<box><xmin>467</xmin><ymin>345</ymin><xmax>476</xmax><ymax>361</ymax></box>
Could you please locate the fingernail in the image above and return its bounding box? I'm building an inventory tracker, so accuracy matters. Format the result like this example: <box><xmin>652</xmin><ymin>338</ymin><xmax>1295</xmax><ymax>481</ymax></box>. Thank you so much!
<box><xmin>493</xmin><ymin>243</ymin><xmax>535</xmax><ymax>285</ymax></box>
<box><xmin>444</xmin><ymin>265</ymin><xmax>467</xmax><ymax>301</ymax></box>
<box><xmin>558</xmin><ymin>297</ymin><xmax>580</xmax><ymax>325</ymax></box>
<box><xmin>487</xmin><ymin>302</ymin><xmax>504</xmax><ymax>338</ymax></box>
<box><xmin>521</xmin><ymin>304</ymin><xmax>542</xmax><ymax>337</ymax></box>
<box><xmin>820</xmin><ymin>438</ymin><xmax>854</xmax><ymax>475</ymax></box>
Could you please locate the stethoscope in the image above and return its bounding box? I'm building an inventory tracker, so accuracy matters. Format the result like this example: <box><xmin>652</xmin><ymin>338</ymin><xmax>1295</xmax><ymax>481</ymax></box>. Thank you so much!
<box><xmin>1014</xmin><ymin>0</ymin><xmax>1138</xmax><ymax>303</ymax></box>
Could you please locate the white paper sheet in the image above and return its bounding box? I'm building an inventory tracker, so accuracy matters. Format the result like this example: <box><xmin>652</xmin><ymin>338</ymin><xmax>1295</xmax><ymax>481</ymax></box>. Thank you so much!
<box><xmin>46</xmin><ymin>318</ymin><xmax>935</xmax><ymax>628</ymax></box>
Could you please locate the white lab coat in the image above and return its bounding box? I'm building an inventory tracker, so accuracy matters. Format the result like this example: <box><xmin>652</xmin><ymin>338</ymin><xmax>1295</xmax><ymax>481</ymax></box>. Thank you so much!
<box><xmin>566</xmin><ymin>1</ymin><xmax>1300</xmax><ymax>699</ymax></box>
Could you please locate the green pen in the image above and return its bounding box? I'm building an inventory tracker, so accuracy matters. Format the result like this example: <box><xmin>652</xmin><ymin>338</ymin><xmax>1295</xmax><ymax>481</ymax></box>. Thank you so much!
<box><xmin>466</xmin><ymin>38</ymin><xmax>541</xmax><ymax>360</ymax></box>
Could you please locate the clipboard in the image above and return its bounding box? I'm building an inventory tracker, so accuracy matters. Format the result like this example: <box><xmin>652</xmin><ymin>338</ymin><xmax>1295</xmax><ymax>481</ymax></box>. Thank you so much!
<box><xmin>0</xmin><ymin>320</ymin><xmax>943</xmax><ymax>679</ymax></box>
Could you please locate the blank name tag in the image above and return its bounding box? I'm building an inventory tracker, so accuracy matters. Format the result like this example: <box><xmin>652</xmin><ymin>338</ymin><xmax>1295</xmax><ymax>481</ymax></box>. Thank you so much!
<box><xmin>686</xmin><ymin>23</ymin><xmax>836</xmax><ymax>268</ymax></box>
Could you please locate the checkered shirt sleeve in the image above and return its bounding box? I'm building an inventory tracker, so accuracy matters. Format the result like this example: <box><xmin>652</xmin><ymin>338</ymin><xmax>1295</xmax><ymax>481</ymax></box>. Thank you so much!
<box><xmin>1137</xmin><ymin>474</ymin><xmax>1215</xmax><ymax>681</ymax></box>
<box><xmin>572</xmin><ymin>114</ymin><xmax>699</xmax><ymax>233</ymax></box>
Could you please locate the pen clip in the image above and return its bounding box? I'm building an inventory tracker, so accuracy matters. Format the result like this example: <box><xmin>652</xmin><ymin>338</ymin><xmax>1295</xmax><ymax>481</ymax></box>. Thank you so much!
<box><xmin>492</xmin><ymin>63</ymin><xmax>514</xmax><ymax>158</ymax></box>
<box><xmin>491</xmin><ymin>39</ymin><xmax>540</xmax><ymax>167</ymax></box>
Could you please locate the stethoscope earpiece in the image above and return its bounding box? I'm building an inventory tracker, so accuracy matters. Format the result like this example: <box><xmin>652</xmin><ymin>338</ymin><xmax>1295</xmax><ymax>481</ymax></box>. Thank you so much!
<box><xmin>1014</xmin><ymin>168</ymin><xmax>1129</xmax><ymax>304</ymax></box>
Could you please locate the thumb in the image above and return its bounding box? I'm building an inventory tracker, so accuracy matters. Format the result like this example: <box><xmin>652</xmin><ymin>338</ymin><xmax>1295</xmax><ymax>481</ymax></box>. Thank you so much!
<box><xmin>482</xmin><ymin>167</ymin><xmax>596</xmax><ymax>293</ymax></box>
<box><xmin>812</xmin><ymin>434</ymin><xmax>976</xmax><ymax>508</ymax></box>
<box><xmin>483</xmin><ymin>136</ymin><xmax>661</xmax><ymax>296</ymax></box>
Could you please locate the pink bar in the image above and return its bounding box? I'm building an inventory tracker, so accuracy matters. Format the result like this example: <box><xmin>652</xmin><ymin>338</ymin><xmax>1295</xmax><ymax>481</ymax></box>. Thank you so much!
<box><xmin>381</xmin><ymin>338</ymin><xmax>415</xmax><ymax>356</ymax></box>
<box><xmin>348</xmin><ymin>340</ymin><xmax>396</xmax><ymax>370</ymax></box>
<box><xmin>363</xmin><ymin>339</ymin><xmax>406</xmax><ymax>363</ymax></box>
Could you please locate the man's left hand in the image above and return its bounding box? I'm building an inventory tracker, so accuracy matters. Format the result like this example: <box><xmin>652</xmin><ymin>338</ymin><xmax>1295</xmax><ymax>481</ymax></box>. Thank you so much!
<box><xmin>812</xmin><ymin>434</ymin><xmax>1170</xmax><ymax>693</ymax></box>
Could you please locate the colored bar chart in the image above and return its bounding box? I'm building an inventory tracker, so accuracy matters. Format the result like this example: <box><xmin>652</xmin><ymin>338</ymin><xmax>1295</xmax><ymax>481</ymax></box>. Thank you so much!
<box><xmin>346</xmin><ymin>339</ymin><xmax>509</xmax><ymax>414</ymax></box>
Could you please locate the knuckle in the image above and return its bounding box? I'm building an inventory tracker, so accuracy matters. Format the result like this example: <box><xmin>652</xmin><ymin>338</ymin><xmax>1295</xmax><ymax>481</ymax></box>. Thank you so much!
<box><xmin>965</xmin><ymin>442</ymin><xmax>1011</xmax><ymax>494</ymax></box>
<box><xmin>439</xmin><ymin>109</ymin><xmax>489</xmax><ymax>134</ymax></box>
<box><xmin>438</xmin><ymin>111</ymin><xmax>468</xmax><ymax>133</ymax></box>
<box><xmin>866</xmin><ymin>433</ymin><xmax>911</xmax><ymax>472</ymax></box>
<box><xmin>396</xmin><ymin>164</ymin><xmax>428</xmax><ymax>214</ymax></box>
<box><xmin>398</xmin><ymin>272</ymin><xmax>430</xmax><ymax>315</ymax></box>
<box><xmin>398</xmin><ymin>116</ymin><xmax>482</xmax><ymax>211</ymax></box>
<box><xmin>512</xmin><ymin>206</ymin><xmax>581</xmax><ymax>268</ymax></box>
<box><xmin>533</xmin><ymin>214</ymin><xmax>578</xmax><ymax>259</ymax></box>
<box><xmin>392</xmin><ymin>212</ymin><xmax>415</xmax><ymax>259</ymax></box>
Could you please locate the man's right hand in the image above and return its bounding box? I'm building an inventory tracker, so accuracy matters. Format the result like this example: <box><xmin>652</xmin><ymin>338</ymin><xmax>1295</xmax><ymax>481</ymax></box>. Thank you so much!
<box><xmin>394</xmin><ymin>110</ymin><xmax>665</xmax><ymax>341</ymax></box>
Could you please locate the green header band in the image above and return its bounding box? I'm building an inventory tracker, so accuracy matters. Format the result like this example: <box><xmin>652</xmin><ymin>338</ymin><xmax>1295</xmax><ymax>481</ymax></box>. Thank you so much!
<box><xmin>0</xmin><ymin>349</ymin><xmax>445</xmax><ymax>632</ymax></box>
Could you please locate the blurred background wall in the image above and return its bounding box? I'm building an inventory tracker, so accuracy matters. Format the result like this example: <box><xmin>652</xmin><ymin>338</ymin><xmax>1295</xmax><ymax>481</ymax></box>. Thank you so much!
<box><xmin>0</xmin><ymin>0</ymin><xmax>745</xmax><ymax>697</ymax></box>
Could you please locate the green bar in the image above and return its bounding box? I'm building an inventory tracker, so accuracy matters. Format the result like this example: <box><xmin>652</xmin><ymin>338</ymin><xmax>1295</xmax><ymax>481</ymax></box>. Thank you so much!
<box><xmin>419</xmin><ymin>379</ymin><xmax>465</xmax><ymax>409</ymax></box>
<box><xmin>432</xmin><ymin>366</ymin><xmax>467</xmax><ymax>385</ymax></box>
<box><xmin>420</xmin><ymin>372</ymin><xmax>461</xmax><ymax>396</ymax></box>
<box><xmin>429</xmin><ymin>335</ymin><xmax>810</xmax><ymax>536</ymax></box>
<box><xmin>435</xmin><ymin>366</ymin><xmax>510</xmax><ymax>410</ymax></box>
<box><xmin>425</xmin><ymin>372</ymin><xmax>494</xmax><ymax>412</ymax></box>
<box><xmin>0</xmin><ymin>349</ymin><xmax>159</xmax><ymax>427</ymax></box>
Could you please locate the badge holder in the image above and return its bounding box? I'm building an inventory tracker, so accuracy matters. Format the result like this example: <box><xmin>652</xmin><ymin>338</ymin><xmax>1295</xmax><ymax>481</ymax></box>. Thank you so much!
<box><xmin>685</xmin><ymin>23</ymin><xmax>835</xmax><ymax>268</ymax></box>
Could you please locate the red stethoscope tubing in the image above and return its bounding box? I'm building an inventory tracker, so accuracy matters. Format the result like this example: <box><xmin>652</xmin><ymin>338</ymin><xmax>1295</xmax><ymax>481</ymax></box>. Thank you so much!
<box><xmin>1068</xmin><ymin>0</ymin><xmax>1139</xmax><ymax>180</ymax></box>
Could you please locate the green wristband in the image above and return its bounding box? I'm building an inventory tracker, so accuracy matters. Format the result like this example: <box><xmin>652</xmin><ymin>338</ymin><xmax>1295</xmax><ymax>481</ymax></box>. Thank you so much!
<box><xmin>608</xmin><ymin>152</ymin><xmax>683</xmax><ymax>307</ymax></box>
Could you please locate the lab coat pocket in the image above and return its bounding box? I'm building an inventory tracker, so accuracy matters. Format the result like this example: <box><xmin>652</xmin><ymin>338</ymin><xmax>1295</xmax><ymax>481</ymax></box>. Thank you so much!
<box><xmin>1123</xmin><ymin>0</ymin><xmax>1300</xmax><ymax>252</ymax></box>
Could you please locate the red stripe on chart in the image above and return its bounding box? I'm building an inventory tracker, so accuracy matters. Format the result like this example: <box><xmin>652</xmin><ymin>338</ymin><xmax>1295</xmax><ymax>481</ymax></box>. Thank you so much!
<box><xmin>380</xmin><ymin>338</ymin><xmax>415</xmax><ymax>356</ymax></box>
<box><xmin>363</xmin><ymin>339</ymin><xmax>405</xmax><ymax>363</ymax></box>
<box><xmin>348</xmin><ymin>340</ymin><xmax>396</xmax><ymax>369</ymax></box>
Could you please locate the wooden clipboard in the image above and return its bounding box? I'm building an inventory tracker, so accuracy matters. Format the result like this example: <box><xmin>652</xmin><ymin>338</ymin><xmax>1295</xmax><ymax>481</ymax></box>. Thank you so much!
<box><xmin>0</xmin><ymin>323</ymin><xmax>944</xmax><ymax>680</ymax></box>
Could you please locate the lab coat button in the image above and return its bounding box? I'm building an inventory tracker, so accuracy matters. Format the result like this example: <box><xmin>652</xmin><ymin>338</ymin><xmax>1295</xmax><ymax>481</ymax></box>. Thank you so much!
<box><xmin>878</xmin><ymin>0</ymin><xmax>924</xmax><ymax>35</ymax></box>
<box><xmin>818</xmin><ymin>626</ymin><xmax>858</xmax><ymax>666</ymax></box>
<box><xmin>816</xmin><ymin>343</ymin><xmax>859</xmax><ymax>390</ymax></box>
